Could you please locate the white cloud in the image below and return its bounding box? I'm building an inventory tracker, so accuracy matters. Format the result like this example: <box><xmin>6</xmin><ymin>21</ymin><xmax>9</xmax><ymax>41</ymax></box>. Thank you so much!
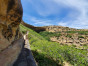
<box><xmin>30</xmin><ymin>17</ymin><xmax>53</xmax><ymax>26</ymax></box>
<box><xmin>54</xmin><ymin>0</ymin><xmax>88</xmax><ymax>29</ymax></box>
<box><xmin>58</xmin><ymin>22</ymin><xmax>67</xmax><ymax>26</ymax></box>
<box><xmin>22</xmin><ymin>0</ymin><xmax>88</xmax><ymax>29</ymax></box>
<box><xmin>23</xmin><ymin>14</ymin><xmax>52</xmax><ymax>26</ymax></box>
<box><xmin>25</xmin><ymin>0</ymin><xmax>62</xmax><ymax>16</ymax></box>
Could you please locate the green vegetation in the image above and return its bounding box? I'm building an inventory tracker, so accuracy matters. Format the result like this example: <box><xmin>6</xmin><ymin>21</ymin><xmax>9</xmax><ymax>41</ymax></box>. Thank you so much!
<box><xmin>66</xmin><ymin>35</ymin><xmax>72</xmax><ymax>38</ymax></box>
<box><xmin>20</xmin><ymin>24</ymin><xmax>88</xmax><ymax>66</ymax></box>
<box><xmin>22</xmin><ymin>31</ymin><xmax>27</xmax><ymax>34</ymax></box>
<box><xmin>39</xmin><ymin>31</ymin><xmax>88</xmax><ymax>41</ymax></box>
<box><xmin>39</xmin><ymin>31</ymin><xmax>61</xmax><ymax>41</ymax></box>
<box><xmin>78</xmin><ymin>36</ymin><xmax>84</xmax><ymax>38</ymax></box>
<box><xmin>65</xmin><ymin>31</ymin><xmax>88</xmax><ymax>35</ymax></box>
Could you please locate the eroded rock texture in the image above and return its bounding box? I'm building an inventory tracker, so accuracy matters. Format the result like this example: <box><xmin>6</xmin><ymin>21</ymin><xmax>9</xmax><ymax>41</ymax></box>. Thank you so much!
<box><xmin>0</xmin><ymin>0</ymin><xmax>23</xmax><ymax>51</ymax></box>
<box><xmin>0</xmin><ymin>0</ymin><xmax>23</xmax><ymax>66</ymax></box>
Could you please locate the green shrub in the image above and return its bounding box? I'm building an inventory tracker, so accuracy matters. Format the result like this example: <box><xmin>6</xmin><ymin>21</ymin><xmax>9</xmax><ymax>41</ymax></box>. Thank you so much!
<box><xmin>66</xmin><ymin>35</ymin><xmax>72</xmax><ymax>38</ymax></box>
<box><xmin>22</xmin><ymin>31</ymin><xmax>27</xmax><ymax>34</ymax></box>
<box><xmin>78</xmin><ymin>36</ymin><xmax>84</xmax><ymax>38</ymax></box>
<box><xmin>39</xmin><ymin>31</ymin><xmax>61</xmax><ymax>41</ymax></box>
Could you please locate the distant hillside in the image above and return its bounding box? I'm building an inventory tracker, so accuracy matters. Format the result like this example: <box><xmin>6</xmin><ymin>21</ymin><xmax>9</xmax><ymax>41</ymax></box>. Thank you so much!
<box><xmin>39</xmin><ymin>31</ymin><xmax>88</xmax><ymax>48</ymax></box>
<box><xmin>21</xmin><ymin>22</ymin><xmax>88</xmax><ymax>46</ymax></box>
<box><xmin>43</xmin><ymin>25</ymin><xmax>88</xmax><ymax>32</ymax></box>
<box><xmin>21</xmin><ymin>21</ymin><xmax>46</xmax><ymax>32</ymax></box>
<box><xmin>21</xmin><ymin>21</ymin><xmax>88</xmax><ymax>33</ymax></box>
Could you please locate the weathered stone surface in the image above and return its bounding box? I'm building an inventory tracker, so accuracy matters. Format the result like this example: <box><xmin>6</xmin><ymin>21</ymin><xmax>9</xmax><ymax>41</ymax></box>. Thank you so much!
<box><xmin>0</xmin><ymin>38</ymin><xmax>24</xmax><ymax>66</ymax></box>
<box><xmin>0</xmin><ymin>0</ymin><xmax>23</xmax><ymax>66</ymax></box>
<box><xmin>0</xmin><ymin>0</ymin><xmax>23</xmax><ymax>51</ymax></box>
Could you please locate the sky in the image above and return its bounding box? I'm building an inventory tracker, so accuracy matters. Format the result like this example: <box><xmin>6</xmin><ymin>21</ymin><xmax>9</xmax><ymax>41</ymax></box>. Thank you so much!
<box><xmin>21</xmin><ymin>0</ymin><xmax>88</xmax><ymax>29</ymax></box>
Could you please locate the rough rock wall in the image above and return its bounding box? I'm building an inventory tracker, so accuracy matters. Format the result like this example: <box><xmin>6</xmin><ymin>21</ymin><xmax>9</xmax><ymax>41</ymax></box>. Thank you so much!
<box><xmin>0</xmin><ymin>0</ymin><xmax>23</xmax><ymax>51</ymax></box>
<box><xmin>21</xmin><ymin>21</ymin><xmax>46</xmax><ymax>33</ymax></box>
<box><xmin>0</xmin><ymin>0</ymin><xmax>23</xmax><ymax>66</ymax></box>
<box><xmin>0</xmin><ymin>38</ymin><xmax>24</xmax><ymax>66</ymax></box>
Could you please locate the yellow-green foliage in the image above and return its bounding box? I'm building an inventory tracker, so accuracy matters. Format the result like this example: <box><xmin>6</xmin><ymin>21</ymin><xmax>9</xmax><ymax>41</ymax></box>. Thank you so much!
<box><xmin>20</xmin><ymin>24</ymin><xmax>88</xmax><ymax>66</ymax></box>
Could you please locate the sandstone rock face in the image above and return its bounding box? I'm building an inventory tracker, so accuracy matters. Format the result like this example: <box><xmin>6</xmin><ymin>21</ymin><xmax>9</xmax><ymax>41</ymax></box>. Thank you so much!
<box><xmin>0</xmin><ymin>0</ymin><xmax>23</xmax><ymax>51</ymax></box>
<box><xmin>0</xmin><ymin>0</ymin><xmax>23</xmax><ymax>66</ymax></box>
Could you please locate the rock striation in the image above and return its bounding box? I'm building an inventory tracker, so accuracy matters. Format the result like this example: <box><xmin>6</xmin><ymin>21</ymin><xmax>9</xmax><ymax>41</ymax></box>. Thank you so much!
<box><xmin>0</xmin><ymin>0</ymin><xmax>23</xmax><ymax>66</ymax></box>
<box><xmin>0</xmin><ymin>0</ymin><xmax>23</xmax><ymax>51</ymax></box>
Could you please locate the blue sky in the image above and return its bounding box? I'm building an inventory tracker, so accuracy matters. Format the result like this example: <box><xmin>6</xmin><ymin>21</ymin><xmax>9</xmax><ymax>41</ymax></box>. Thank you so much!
<box><xmin>21</xmin><ymin>0</ymin><xmax>88</xmax><ymax>29</ymax></box>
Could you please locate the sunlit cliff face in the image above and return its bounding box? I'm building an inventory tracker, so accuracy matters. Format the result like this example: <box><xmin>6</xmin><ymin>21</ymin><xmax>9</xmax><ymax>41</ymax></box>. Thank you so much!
<box><xmin>0</xmin><ymin>0</ymin><xmax>23</xmax><ymax>51</ymax></box>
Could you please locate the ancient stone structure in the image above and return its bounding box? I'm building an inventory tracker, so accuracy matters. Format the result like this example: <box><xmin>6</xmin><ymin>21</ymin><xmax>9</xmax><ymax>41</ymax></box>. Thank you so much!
<box><xmin>0</xmin><ymin>0</ymin><xmax>24</xmax><ymax>66</ymax></box>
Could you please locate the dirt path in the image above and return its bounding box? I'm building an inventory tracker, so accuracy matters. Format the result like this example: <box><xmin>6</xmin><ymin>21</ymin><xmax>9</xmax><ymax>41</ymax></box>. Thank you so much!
<box><xmin>13</xmin><ymin>32</ymin><xmax>37</xmax><ymax>66</ymax></box>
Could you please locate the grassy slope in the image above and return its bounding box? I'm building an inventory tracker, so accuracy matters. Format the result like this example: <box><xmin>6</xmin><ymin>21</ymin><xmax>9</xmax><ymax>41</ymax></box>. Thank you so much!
<box><xmin>20</xmin><ymin>24</ymin><xmax>88</xmax><ymax>66</ymax></box>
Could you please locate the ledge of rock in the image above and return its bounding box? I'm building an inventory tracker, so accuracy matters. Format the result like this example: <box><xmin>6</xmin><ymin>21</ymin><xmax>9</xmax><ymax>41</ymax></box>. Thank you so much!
<box><xmin>0</xmin><ymin>38</ymin><xmax>24</xmax><ymax>66</ymax></box>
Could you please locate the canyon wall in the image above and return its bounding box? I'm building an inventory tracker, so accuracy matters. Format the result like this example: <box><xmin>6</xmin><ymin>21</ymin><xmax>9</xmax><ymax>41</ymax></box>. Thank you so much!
<box><xmin>0</xmin><ymin>0</ymin><xmax>24</xmax><ymax>66</ymax></box>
